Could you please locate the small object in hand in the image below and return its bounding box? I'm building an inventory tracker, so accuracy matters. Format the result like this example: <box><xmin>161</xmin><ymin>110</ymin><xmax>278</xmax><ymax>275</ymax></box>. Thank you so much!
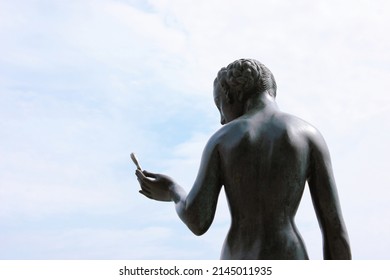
<box><xmin>131</xmin><ymin>152</ymin><xmax>143</xmax><ymax>171</ymax></box>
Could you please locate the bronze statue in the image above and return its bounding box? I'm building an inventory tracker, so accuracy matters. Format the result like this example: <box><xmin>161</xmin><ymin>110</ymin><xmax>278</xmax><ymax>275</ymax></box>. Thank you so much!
<box><xmin>134</xmin><ymin>59</ymin><xmax>351</xmax><ymax>259</ymax></box>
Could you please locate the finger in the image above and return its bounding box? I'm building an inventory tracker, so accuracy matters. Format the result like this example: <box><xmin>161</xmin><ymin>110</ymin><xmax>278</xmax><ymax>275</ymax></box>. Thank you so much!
<box><xmin>139</xmin><ymin>187</ymin><xmax>151</xmax><ymax>195</ymax></box>
<box><xmin>136</xmin><ymin>182</ymin><xmax>152</xmax><ymax>197</ymax></box>
<box><xmin>136</xmin><ymin>177</ymin><xmax>151</xmax><ymax>191</ymax></box>
<box><xmin>139</xmin><ymin>190</ymin><xmax>153</xmax><ymax>199</ymax></box>
<box><xmin>139</xmin><ymin>182</ymin><xmax>151</xmax><ymax>192</ymax></box>
<box><xmin>135</xmin><ymin>169</ymin><xmax>148</xmax><ymax>181</ymax></box>
<box><xmin>142</xmin><ymin>170</ymin><xmax>158</xmax><ymax>179</ymax></box>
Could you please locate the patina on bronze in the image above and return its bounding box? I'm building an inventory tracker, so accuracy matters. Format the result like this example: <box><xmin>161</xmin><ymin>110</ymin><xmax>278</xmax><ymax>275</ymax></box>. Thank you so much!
<box><xmin>134</xmin><ymin>59</ymin><xmax>351</xmax><ymax>260</ymax></box>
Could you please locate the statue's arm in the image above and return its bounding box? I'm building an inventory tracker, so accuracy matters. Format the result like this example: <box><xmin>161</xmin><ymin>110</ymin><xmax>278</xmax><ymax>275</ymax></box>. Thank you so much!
<box><xmin>307</xmin><ymin>130</ymin><xmax>352</xmax><ymax>259</ymax></box>
<box><xmin>135</xmin><ymin>135</ymin><xmax>223</xmax><ymax>236</ymax></box>
<box><xmin>172</xmin><ymin>136</ymin><xmax>223</xmax><ymax>235</ymax></box>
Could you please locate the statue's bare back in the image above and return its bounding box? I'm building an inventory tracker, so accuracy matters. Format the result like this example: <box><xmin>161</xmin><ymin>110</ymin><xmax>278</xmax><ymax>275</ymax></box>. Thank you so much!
<box><xmin>217</xmin><ymin>109</ymin><xmax>316</xmax><ymax>259</ymax></box>
<box><xmin>135</xmin><ymin>59</ymin><xmax>351</xmax><ymax>259</ymax></box>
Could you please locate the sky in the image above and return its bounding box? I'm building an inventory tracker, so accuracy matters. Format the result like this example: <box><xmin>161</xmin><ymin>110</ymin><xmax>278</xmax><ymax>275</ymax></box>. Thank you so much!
<box><xmin>0</xmin><ymin>0</ymin><xmax>389</xmax><ymax>260</ymax></box>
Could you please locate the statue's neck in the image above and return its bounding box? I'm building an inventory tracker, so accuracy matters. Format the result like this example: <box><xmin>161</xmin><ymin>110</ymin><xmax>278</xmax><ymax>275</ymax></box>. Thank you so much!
<box><xmin>244</xmin><ymin>91</ymin><xmax>278</xmax><ymax>113</ymax></box>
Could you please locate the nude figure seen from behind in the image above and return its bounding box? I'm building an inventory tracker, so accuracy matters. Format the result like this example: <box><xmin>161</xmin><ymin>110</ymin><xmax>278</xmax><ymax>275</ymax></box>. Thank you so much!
<box><xmin>134</xmin><ymin>58</ymin><xmax>351</xmax><ymax>260</ymax></box>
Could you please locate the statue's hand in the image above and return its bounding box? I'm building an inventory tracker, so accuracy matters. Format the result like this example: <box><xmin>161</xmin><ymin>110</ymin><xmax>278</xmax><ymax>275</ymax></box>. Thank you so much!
<box><xmin>135</xmin><ymin>170</ymin><xmax>174</xmax><ymax>201</ymax></box>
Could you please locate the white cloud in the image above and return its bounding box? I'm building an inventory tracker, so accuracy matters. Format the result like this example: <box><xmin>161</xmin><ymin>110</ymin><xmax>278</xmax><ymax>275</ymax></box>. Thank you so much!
<box><xmin>0</xmin><ymin>0</ymin><xmax>389</xmax><ymax>259</ymax></box>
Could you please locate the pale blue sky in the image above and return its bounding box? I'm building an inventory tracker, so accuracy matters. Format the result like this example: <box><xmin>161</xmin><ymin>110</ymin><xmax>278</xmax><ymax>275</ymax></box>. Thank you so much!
<box><xmin>0</xmin><ymin>0</ymin><xmax>389</xmax><ymax>259</ymax></box>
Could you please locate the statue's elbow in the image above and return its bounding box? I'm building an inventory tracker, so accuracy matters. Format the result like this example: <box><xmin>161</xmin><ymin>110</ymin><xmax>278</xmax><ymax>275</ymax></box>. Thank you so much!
<box><xmin>179</xmin><ymin>207</ymin><xmax>213</xmax><ymax>236</ymax></box>
<box><xmin>187</xmin><ymin>221</ymin><xmax>209</xmax><ymax>236</ymax></box>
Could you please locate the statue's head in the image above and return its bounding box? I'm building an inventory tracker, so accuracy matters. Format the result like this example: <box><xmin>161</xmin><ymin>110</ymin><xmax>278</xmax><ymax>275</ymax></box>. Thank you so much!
<box><xmin>215</xmin><ymin>58</ymin><xmax>276</xmax><ymax>99</ymax></box>
<box><xmin>213</xmin><ymin>59</ymin><xmax>277</xmax><ymax>124</ymax></box>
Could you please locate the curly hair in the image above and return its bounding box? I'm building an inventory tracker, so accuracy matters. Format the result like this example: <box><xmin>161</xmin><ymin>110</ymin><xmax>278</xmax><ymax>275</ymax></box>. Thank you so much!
<box><xmin>214</xmin><ymin>59</ymin><xmax>277</xmax><ymax>100</ymax></box>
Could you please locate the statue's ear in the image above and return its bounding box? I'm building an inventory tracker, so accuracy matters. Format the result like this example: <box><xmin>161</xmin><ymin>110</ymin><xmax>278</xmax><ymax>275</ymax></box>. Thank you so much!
<box><xmin>225</xmin><ymin>90</ymin><xmax>234</xmax><ymax>104</ymax></box>
<box><xmin>237</xmin><ymin>89</ymin><xmax>245</xmax><ymax>102</ymax></box>
<box><xmin>226</xmin><ymin>90</ymin><xmax>245</xmax><ymax>104</ymax></box>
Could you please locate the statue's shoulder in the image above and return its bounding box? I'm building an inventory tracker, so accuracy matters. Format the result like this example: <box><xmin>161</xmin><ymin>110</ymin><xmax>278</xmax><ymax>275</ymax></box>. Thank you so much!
<box><xmin>276</xmin><ymin>111</ymin><xmax>320</xmax><ymax>133</ymax></box>
<box><xmin>206</xmin><ymin>118</ymin><xmax>252</xmax><ymax>152</ymax></box>
<box><xmin>266</xmin><ymin>111</ymin><xmax>327</xmax><ymax>150</ymax></box>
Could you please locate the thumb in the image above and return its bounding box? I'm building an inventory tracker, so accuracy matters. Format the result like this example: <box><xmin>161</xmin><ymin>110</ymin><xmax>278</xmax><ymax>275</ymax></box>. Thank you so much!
<box><xmin>142</xmin><ymin>170</ymin><xmax>158</xmax><ymax>178</ymax></box>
